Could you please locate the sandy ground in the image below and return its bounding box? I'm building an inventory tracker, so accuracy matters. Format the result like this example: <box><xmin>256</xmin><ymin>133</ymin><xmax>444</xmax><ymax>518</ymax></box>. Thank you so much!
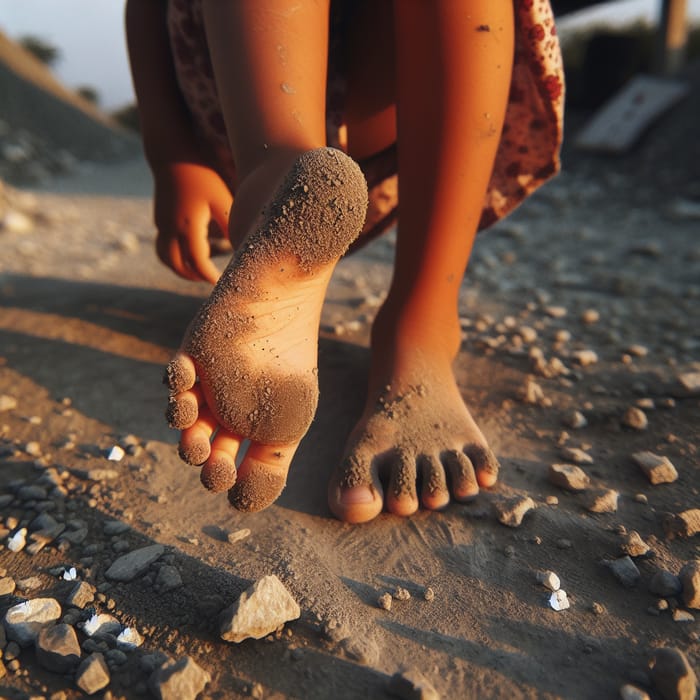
<box><xmin>1</xmin><ymin>45</ymin><xmax>700</xmax><ymax>700</ymax></box>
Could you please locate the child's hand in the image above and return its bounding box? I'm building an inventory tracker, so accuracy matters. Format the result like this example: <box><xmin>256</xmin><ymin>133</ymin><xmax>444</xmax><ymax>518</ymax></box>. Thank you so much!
<box><xmin>152</xmin><ymin>162</ymin><xmax>233</xmax><ymax>284</ymax></box>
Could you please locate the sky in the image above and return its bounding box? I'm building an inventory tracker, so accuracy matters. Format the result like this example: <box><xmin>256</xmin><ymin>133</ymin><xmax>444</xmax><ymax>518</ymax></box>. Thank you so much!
<box><xmin>1</xmin><ymin>0</ymin><xmax>699</xmax><ymax>112</ymax></box>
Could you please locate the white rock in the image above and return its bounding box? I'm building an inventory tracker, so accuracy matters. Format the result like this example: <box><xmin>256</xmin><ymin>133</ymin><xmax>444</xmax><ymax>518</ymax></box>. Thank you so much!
<box><xmin>62</xmin><ymin>567</ymin><xmax>78</xmax><ymax>581</ymax></box>
<box><xmin>536</xmin><ymin>570</ymin><xmax>561</xmax><ymax>591</ymax></box>
<box><xmin>549</xmin><ymin>590</ymin><xmax>570</xmax><ymax>611</ymax></box>
<box><xmin>117</xmin><ymin>627</ymin><xmax>144</xmax><ymax>649</ymax></box>
<box><xmin>219</xmin><ymin>574</ymin><xmax>300</xmax><ymax>643</ymax></box>
<box><xmin>7</xmin><ymin>528</ymin><xmax>27</xmax><ymax>552</ymax></box>
<box><xmin>83</xmin><ymin>613</ymin><xmax>122</xmax><ymax>638</ymax></box>
<box><xmin>107</xmin><ymin>445</ymin><xmax>125</xmax><ymax>462</ymax></box>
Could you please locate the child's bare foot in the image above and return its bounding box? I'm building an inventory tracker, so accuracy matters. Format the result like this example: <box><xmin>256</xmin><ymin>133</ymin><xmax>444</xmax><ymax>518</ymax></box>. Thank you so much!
<box><xmin>329</xmin><ymin>314</ymin><xmax>499</xmax><ymax>523</ymax></box>
<box><xmin>165</xmin><ymin>148</ymin><xmax>367</xmax><ymax>511</ymax></box>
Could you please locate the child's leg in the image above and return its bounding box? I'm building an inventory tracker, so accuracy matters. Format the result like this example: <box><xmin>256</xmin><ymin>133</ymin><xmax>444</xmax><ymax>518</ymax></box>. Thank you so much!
<box><xmin>164</xmin><ymin>0</ymin><xmax>368</xmax><ymax>510</ymax></box>
<box><xmin>329</xmin><ymin>0</ymin><xmax>514</xmax><ymax>522</ymax></box>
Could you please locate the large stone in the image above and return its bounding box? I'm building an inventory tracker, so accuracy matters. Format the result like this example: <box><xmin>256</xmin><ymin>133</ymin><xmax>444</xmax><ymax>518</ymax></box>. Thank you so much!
<box><xmin>649</xmin><ymin>570</ymin><xmax>682</xmax><ymax>598</ymax></box>
<box><xmin>604</xmin><ymin>557</ymin><xmax>640</xmax><ymax>588</ymax></box>
<box><xmin>219</xmin><ymin>575</ymin><xmax>301</xmax><ymax>643</ymax></box>
<box><xmin>76</xmin><ymin>653</ymin><xmax>111</xmax><ymax>696</ymax></box>
<box><xmin>620</xmin><ymin>531</ymin><xmax>650</xmax><ymax>558</ymax></box>
<box><xmin>548</xmin><ymin>463</ymin><xmax>590</xmax><ymax>492</ymax></box>
<box><xmin>66</xmin><ymin>581</ymin><xmax>95</xmax><ymax>609</ymax></box>
<box><xmin>149</xmin><ymin>656</ymin><xmax>211</xmax><ymax>700</ymax></box>
<box><xmin>104</xmin><ymin>544</ymin><xmax>164</xmax><ymax>582</ymax></box>
<box><xmin>649</xmin><ymin>647</ymin><xmax>697</xmax><ymax>700</ymax></box>
<box><xmin>679</xmin><ymin>560</ymin><xmax>700</xmax><ymax>609</ymax></box>
<box><xmin>632</xmin><ymin>452</ymin><xmax>678</xmax><ymax>485</ymax></box>
<box><xmin>387</xmin><ymin>667</ymin><xmax>440</xmax><ymax>700</ymax></box>
<box><xmin>662</xmin><ymin>509</ymin><xmax>700</xmax><ymax>540</ymax></box>
<box><xmin>4</xmin><ymin>598</ymin><xmax>62</xmax><ymax>646</ymax></box>
<box><xmin>35</xmin><ymin>623</ymin><xmax>81</xmax><ymax>673</ymax></box>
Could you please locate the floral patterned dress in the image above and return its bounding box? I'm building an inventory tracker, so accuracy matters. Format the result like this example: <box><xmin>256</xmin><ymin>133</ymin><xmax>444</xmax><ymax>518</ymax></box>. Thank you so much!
<box><xmin>166</xmin><ymin>0</ymin><xmax>564</xmax><ymax>244</ymax></box>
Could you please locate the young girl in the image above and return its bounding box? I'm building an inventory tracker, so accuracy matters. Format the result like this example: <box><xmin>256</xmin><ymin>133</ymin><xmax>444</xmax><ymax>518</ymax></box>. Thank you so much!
<box><xmin>126</xmin><ymin>0</ymin><xmax>563</xmax><ymax>523</ymax></box>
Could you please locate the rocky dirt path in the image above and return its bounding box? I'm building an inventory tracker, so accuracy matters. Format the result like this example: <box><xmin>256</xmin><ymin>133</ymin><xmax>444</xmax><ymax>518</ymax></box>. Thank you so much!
<box><xmin>1</xmin><ymin>94</ymin><xmax>699</xmax><ymax>699</ymax></box>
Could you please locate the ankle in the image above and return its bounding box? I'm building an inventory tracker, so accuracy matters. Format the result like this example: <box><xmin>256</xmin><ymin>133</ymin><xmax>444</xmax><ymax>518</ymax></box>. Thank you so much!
<box><xmin>371</xmin><ymin>300</ymin><xmax>462</xmax><ymax>367</ymax></box>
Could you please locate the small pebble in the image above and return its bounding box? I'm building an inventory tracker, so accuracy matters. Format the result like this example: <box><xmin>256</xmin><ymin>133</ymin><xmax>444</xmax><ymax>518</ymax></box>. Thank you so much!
<box><xmin>493</xmin><ymin>495</ymin><xmax>536</xmax><ymax>528</ymax></box>
<box><xmin>378</xmin><ymin>593</ymin><xmax>392</xmax><ymax>611</ymax></box>
<box><xmin>591</xmin><ymin>602</ymin><xmax>605</xmax><ymax>615</ymax></box>
<box><xmin>580</xmin><ymin>309</ymin><xmax>599</xmax><ymax>324</ymax></box>
<box><xmin>572</xmin><ymin>349</ymin><xmax>599</xmax><ymax>366</ymax></box>
<box><xmin>536</xmin><ymin>570</ymin><xmax>561</xmax><ymax>591</ymax></box>
<box><xmin>545</xmin><ymin>305</ymin><xmax>567</xmax><ymax>318</ymax></box>
<box><xmin>619</xmin><ymin>684</ymin><xmax>650</xmax><ymax>700</ymax></box>
<box><xmin>549</xmin><ymin>590</ymin><xmax>570</xmax><ymax>611</ymax></box>
<box><xmin>559</xmin><ymin>446</ymin><xmax>594</xmax><ymax>464</ymax></box>
<box><xmin>672</xmin><ymin>609</ymin><xmax>695</xmax><ymax>623</ymax></box>
<box><xmin>548</xmin><ymin>463</ymin><xmax>590</xmax><ymax>492</ymax></box>
<box><xmin>423</xmin><ymin>587</ymin><xmax>435</xmax><ymax>602</ymax></box>
<box><xmin>0</xmin><ymin>395</ymin><xmax>18</xmax><ymax>412</ymax></box>
<box><xmin>622</xmin><ymin>407</ymin><xmax>648</xmax><ymax>430</ymax></box>
<box><xmin>679</xmin><ymin>560</ymin><xmax>700</xmax><ymax>609</ymax></box>
<box><xmin>226</xmin><ymin>528</ymin><xmax>251</xmax><ymax>545</ymax></box>
<box><xmin>563</xmin><ymin>410</ymin><xmax>588</xmax><ymax>429</ymax></box>
<box><xmin>393</xmin><ymin>587</ymin><xmax>411</xmax><ymax>601</ymax></box>
<box><xmin>584</xmin><ymin>489</ymin><xmax>619</xmax><ymax>514</ymax></box>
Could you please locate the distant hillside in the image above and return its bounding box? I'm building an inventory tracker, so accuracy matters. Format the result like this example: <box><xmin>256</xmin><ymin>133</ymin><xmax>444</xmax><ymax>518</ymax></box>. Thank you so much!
<box><xmin>0</xmin><ymin>29</ymin><xmax>140</xmax><ymax>182</ymax></box>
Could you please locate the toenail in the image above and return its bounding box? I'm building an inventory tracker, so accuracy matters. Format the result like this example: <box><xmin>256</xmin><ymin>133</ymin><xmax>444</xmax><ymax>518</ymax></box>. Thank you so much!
<box><xmin>340</xmin><ymin>486</ymin><xmax>375</xmax><ymax>505</ymax></box>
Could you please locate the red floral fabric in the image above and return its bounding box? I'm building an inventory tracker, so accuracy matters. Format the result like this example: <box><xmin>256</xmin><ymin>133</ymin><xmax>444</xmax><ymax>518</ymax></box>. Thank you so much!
<box><xmin>167</xmin><ymin>0</ymin><xmax>564</xmax><ymax>241</ymax></box>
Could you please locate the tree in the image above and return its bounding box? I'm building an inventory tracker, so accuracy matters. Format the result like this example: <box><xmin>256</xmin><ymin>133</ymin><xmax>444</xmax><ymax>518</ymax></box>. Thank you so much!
<box><xmin>19</xmin><ymin>35</ymin><xmax>61</xmax><ymax>67</ymax></box>
<box><xmin>77</xmin><ymin>86</ymin><xmax>101</xmax><ymax>106</ymax></box>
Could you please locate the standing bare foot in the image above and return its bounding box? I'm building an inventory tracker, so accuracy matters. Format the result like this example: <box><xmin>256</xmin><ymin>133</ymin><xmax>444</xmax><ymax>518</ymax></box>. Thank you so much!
<box><xmin>328</xmin><ymin>313</ymin><xmax>499</xmax><ymax>523</ymax></box>
<box><xmin>165</xmin><ymin>148</ymin><xmax>367</xmax><ymax>511</ymax></box>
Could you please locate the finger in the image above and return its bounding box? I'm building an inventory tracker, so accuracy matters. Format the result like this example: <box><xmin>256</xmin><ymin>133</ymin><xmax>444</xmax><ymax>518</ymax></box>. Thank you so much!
<box><xmin>179</xmin><ymin>211</ymin><xmax>221</xmax><ymax>284</ymax></box>
<box><xmin>156</xmin><ymin>230</ymin><xmax>200</xmax><ymax>282</ymax></box>
<box><xmin>210</xmin><ymin>191</ymin><xmax>233</xmax><ymax>241</ymax></box>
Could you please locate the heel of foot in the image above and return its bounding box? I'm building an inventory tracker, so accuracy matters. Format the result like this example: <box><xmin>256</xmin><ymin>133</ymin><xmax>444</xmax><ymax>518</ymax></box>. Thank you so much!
<box><xmin>240</xmin><ymin>147</ymin><xmax>368</xmax><ymax>273</ymax></box>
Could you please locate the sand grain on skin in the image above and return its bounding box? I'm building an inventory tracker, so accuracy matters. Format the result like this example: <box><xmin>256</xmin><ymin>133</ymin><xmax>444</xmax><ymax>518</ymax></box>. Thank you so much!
<box><xmin>170</xmin><ymin>148</ymin><xmax>368</xmax><ymax>448</ymax></box>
